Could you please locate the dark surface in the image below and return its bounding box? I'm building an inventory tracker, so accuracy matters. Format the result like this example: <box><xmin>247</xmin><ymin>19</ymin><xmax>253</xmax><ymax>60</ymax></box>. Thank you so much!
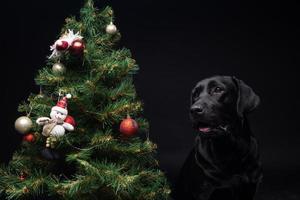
<box><xmin>1</xmin><ymin>0</ymin><xmax>300</xmax><ymax>199</ymax></box>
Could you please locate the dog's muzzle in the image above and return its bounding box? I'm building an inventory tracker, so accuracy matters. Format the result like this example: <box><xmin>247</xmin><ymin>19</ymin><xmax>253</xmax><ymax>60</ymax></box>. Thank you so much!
<box><xmin>194</xmin><ymin>121</ymin><xmax>230</xmax><ymax>136</ymax></box>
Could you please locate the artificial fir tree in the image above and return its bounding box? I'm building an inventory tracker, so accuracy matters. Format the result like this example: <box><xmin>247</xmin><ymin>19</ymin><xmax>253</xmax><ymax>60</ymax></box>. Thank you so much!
<box><xmin>0</xmin><ymin>1</ymin><xmax>171</xmax><ymax>199</ymax></box>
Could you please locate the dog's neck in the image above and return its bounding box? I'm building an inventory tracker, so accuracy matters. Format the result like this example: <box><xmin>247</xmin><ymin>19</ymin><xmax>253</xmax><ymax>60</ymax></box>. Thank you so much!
<box><xmin>194</xmin><ymin>118</ymin><xmax>254</xmax><ymax>179</ymax></box>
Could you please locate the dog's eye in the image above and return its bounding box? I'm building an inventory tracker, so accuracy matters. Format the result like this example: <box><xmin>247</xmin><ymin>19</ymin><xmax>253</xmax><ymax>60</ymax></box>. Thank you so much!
<box><xmin>213</xmin><ymin>87</ymin><xmax>224</xmax><ymax>94</ymax></box>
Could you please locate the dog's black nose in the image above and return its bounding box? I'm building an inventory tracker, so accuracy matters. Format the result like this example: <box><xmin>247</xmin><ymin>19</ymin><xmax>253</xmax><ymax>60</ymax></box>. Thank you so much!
<box><xmin>190</xmin><ymin>105</ymin><xmax>203</xmax><ymax>115</ymax></box>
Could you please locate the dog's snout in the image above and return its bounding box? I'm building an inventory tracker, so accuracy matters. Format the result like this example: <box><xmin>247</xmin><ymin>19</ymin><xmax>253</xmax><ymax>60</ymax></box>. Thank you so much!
<box><xmin>190</xmin><ymin>105</ymin><xmax>204</xmax><ymax>115</ymax></box>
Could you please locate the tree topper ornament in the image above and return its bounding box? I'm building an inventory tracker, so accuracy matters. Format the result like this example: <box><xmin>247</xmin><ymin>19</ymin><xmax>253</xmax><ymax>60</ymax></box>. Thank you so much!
<box><xmin>36</xmin><ymin>94</ymin><xmax>75</xmax><ymax>137</ymax></box>
<box><xmin>49</xmin><ymin>29</ymin><xmax>83</xmax><ymax>59</ymax></box>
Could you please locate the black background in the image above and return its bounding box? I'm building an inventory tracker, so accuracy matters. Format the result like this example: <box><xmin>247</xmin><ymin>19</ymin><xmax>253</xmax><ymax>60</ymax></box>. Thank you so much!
<box><xmin>1</xmin><ymin>0</ymin><xmax>299</xmax><ymax>199</ymax></box>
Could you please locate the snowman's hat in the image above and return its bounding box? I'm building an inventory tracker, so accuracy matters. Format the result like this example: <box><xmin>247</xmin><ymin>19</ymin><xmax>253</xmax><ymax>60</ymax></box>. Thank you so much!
<box><xmin>51</xmin><ymin>94</ymin><xmax>72</xmax><ymax>115</ymax></box>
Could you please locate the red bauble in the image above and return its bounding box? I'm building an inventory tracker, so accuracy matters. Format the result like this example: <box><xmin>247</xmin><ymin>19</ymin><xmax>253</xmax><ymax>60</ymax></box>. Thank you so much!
<box><xmin>69</xmin><ymin>39</ymin><xmax>85</xmax><ymax>55</ymax></box>
<box><xmin>120</xmin><ymin>116</ymin><xmax>139</xmax><ymax>136</ymax></box>
<box><xmin>65</xmin><ymin>115</ymin><xmax>76</xmax><ymax>127</ymax></box>
<box><xmin>19</xmin><ymin>172</ymin><xmax>27</xmax><ymax>181</ymax></box>
<box><xmin>23</xmin><ymin>133</ymin><xmax>35</xmax><ymax>142</ymax></box>
<box><xmin>56</xmin><ymin>40</ymin><xmax>69</xmax><ymax>51</ymax></box>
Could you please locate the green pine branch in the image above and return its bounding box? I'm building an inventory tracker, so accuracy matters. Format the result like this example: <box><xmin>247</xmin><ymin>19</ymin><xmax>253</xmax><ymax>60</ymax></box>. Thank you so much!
<box><xmin>1</xmin><ymin>0</ymin><xmax>171</xmax><ymax>199</ymax></box>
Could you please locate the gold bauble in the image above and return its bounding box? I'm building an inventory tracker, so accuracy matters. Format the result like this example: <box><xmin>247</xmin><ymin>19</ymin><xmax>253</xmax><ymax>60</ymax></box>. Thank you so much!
<box><xmin>15</xmin><ymin>116</ymin><xmax>33</xmax><ymax>134</ymax></box>
<box><xmin>52</xmin><ymin>63</ymin><xmax>66</xmax><ymax>74</ymax></box>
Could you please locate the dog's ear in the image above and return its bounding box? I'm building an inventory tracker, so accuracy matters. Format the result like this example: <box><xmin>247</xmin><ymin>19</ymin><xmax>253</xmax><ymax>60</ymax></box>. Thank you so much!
<box><xmin>232</xmin><ymin>76</ymin><xmax>260</xmax><ymax>118</ymax></box>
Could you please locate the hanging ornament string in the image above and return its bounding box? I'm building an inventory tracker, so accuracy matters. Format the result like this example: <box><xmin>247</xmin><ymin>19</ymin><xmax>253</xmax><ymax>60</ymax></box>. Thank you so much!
<box><xmin>50</xmin><ymin>90</ymin><xmax>61</xmax><ymax>102</ymax></box>
<box><xmin>39</xmin><ymin>85</ymin><xmax>43</xmax><ymax>95</ymax></box>
<box><xmin>26</xmin><ymin>105</ymin><xmax>33</xmax><ymax>118</ymax></box>
<box><xmin>49</xmin><ymin>91</ymin><xmax>67</xmax><ymax>107</ymax></box>
<box><xmin>146</xmin><ymin>126</ymin><xmax>150</xmax><ymax>141</ymax></box>
<box><xmin>58</xmin><ymin>91</ymin><xmax>63</xmax><ymax>102</ymax></box>
<box><xmin>37</xmin><ymin>85</ymin><xmax>45</xmax><ymax>99</ymax></box>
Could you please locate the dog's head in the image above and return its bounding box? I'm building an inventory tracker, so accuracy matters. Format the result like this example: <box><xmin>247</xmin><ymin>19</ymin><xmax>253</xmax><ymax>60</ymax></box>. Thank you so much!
<box><xmin>190</xmin><ymin>76</ymin><xmax>260</xmax><ymax>136</ymax></box>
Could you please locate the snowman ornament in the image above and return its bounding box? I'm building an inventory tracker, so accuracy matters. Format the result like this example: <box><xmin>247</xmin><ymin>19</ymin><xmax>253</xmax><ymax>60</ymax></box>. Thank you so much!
<box><xmin>36</xmin><ymin>94</ymin><xmax>75</xmax><ymax>139</ymax></box>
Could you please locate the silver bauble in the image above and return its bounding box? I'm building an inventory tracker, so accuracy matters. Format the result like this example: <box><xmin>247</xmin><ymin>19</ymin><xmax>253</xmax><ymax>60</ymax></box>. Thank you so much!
<box><xmin>52</xmin><ymin>63</ymin><xmax>66</xmax><ymax>74</ymax></box>
<box><xmin>15</xmin><ymin>116</ymin><xmax>33</xmax><ymax>134</ymax></box>
<box><xmin>106</xmin><ymin>22</ymin><xmax>117</xmax><ymax>34</ymax></box>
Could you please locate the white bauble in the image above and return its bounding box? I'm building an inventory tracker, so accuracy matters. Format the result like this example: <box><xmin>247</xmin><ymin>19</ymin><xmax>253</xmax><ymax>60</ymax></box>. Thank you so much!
<box><xmin>106</xmin><ymin>22</ymin><xmax>117</xmax><ymax>34</ymax></box>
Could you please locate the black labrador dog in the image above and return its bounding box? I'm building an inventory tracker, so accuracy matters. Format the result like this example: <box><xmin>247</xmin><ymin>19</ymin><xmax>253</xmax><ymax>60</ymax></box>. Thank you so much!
<box><xmin>174</xmin><ymin>76</ymin><xmax>262</xmax><ymax>200</ymax></box>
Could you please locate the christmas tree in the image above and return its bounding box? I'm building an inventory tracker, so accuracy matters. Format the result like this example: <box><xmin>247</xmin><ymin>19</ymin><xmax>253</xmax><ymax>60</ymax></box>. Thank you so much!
<box><xmin>0</xmin><ymin>1</ymin><xmax>170</xmax><ymax>199</ymax></box>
